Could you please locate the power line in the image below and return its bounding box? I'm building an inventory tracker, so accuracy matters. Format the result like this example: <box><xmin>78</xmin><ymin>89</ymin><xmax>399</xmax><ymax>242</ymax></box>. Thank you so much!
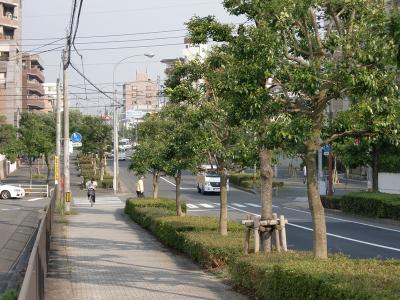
<box><xmin>20</xmin><ymin>35</ymin><xmax>186</xmax><ymax>48</ymax></box>
<box><xmin>19</xmin><ymin>28</ymin><xmax>187</xmax><ymax>42</ymax></box>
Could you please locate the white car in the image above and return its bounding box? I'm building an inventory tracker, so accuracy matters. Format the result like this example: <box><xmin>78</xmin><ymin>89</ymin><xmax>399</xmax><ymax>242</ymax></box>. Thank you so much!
<box><xmin>0</xmin><ymin>184</ymin><xmax>25</xmax><ymax>199</ymax></box>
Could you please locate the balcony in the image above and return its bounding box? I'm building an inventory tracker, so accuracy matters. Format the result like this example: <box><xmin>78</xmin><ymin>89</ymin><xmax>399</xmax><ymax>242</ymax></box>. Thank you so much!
<box><xmin>26</xmin><ymin>96</ymin><xmax>46</xmax><ymax>110</ymax></box>
<box><xmin>26</xmin><ymin>81</ymin><xmax>44</xmax><ymax>96</ymax></box>
<box><xmin>0</xmin><ymin>14</ymin><xmax>18</xmax><ymax>29</ymax></box>
<box><xmin>28</xmin><ymin>67</ymin><xmax>45</xmax><ymax>83</ymax></box>
<box><xmin>0</xmin><ymin>1</ymin><xmax>19</xmax><ymax>6</ymax></box>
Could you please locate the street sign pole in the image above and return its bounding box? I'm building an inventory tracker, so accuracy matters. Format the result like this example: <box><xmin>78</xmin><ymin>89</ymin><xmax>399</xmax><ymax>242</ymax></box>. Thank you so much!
<box><xmin>63</xmin><ymin>49</ymin><xmax>70</xmax><ymax>213</ymax></box>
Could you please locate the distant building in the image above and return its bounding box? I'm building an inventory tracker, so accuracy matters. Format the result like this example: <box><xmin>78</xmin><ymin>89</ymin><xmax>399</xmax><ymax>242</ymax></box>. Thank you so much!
<box><xmin>0</xmin><ymin>0</ymin><xmax>22</xmax><ymax>125</ymax></box>
<box><xmin>22</xmin><ymin>53</ymin><xmax>51</xmax><ymax>112</ymax></box>
<box><xmin>123</xmin><ymin>72</ymin><xmax>160</xmax><ymax>126</ymax></box>
<box><xmin>182</xmin><ymin>37</ymin><xmax>208</xmax><ymax>62</ymax></box>
<box><xmin>43</xmin><ymin>82</ymin><xmax>63</xmax><ymax>111</ymax></box>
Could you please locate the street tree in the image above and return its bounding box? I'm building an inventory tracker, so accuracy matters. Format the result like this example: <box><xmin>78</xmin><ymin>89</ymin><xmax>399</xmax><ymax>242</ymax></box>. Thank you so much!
<box><xmin>186</xmin><ymin>17</ymin><xmax>310</xmax><ymax>250</ymax></box>
<box><xmin>0</xmin><ymin>123</ymin><xmax>20</xmax><ymax>163</ymax></box>
<box><xmin>19</xmin><ymin>113</ymin><xmax>53</xmax><ymax>185</ymax></box>
<box><xmin>129</xmin><ymin>114</ymin><xmax>169</xmax><ymax>198</ymax></box>
<box><xmin>165</xmin><ymin>58</ymin><xmax>248</xmax><ymax>235</ymax></box>
<box><xmin>79</xmin><ymin>115</ymin><xmax>112</xmax><ymax>181</ymax></box>
<box><xmin>160</xmin><ymin>104</ymin><xmax>205</xmax><ymax>216</ymax></box>
<box><xmin>186</xmin><ymin>0</ymin><xmax>400</xmax><ymax>257</ymax></box>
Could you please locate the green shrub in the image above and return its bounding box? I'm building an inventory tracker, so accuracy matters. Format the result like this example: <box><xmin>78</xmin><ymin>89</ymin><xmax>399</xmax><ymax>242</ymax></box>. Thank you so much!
<box><xmin>125</xmin><ymin>198</ymin><xmax>400</xmax><ymax>300</ymax></box>
<box><xmin>321</xmin><ymin>192</ymin><xmax>400</xmax><ymax>221</ymax></box>
<box><xmin>229</xmin><ymin>173</ymin><xmax>283</xmax><ymax>190</ymax></box>
<box><xmin>125</xmin><ymin>197</ymin><xmax>187</xmax><ymax>214</ymax></box>
<box><xmin>229</xmin><ymin>253</ymin><xmax>400</xmax><ymax>300</ymax></box>
<box><xmin>0</xmin><ymin>289</ymin><xmax>18</xmax><ymax>300</ymax></box>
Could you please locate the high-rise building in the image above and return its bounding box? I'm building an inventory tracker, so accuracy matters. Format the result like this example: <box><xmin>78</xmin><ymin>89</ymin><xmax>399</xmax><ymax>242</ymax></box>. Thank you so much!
<box><xmin>22</xmin><ymin>53</ymin><xmax>50</xmax><ymax>112</ymax></box>
<box><xmin>43</xmin><ymin>82</ymin><xmax>63</xmax><ymax>112</ymax></box>
<box><xmin>0</xmin><ymin>0</ymin><xmax>21</xmax><ymax>125</ymax></box>
<box><xmin>123</xmin><ymin>72</ymin><xmax>159</xmax><ymax>125</ymax></box>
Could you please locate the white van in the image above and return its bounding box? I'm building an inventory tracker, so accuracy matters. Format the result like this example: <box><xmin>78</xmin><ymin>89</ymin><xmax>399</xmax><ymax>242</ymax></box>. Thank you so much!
<box><xmin>196</xmin><ymin>165</ymin><xmax>229</xmax><ymax>194</ymax></box>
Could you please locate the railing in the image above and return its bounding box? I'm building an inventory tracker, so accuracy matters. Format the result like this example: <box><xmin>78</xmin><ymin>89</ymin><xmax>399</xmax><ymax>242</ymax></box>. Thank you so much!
<box><xmin>18</xmin><ymin>186</ymin><xmax>56</xmax><ymax>300</ymax></box>
<box><xmin>19</xmin><ymin>184</ymin><xmax>49</xmax><ymax>198</ymax></box>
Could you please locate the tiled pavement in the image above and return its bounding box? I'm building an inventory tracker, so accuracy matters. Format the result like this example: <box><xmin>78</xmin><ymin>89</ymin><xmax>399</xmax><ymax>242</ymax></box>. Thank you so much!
<box><xmin>45</xmin><ymin>196</ymin><xmax>247</xmax><ymax>300</ymax></box>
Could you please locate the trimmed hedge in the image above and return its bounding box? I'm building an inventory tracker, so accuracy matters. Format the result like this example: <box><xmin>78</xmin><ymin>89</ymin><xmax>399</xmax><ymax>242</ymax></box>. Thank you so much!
<box><xmin>321</xmin><ymin>192</ymin><xmax>400</xmax><ymax>221</ymax></box>
<box><xmin>0</xmin><ymin>289</ymin><xmax>18</xmax><ymax>300</ymax></box>
<box><xmin>229</xmin><ymin>173</ymin><xmax>283</xmax><ymax>190</ymax></box>
<box><xmin>125</xmin><ymin>198</ymin><xmax>400</xmax><ymax>299</ymax></box>
<box><xmin>230</xmin><ymin>253</ymin><xmax>400</xmax><ymax>300</ymax></box>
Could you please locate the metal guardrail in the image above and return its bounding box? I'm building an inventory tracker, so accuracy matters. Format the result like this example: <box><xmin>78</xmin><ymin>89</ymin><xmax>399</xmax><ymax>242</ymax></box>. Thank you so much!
<box><xmin>19</xmin><ymin>184</ymin><xmax>49</xmax><ymax>198</ymax></box>
<box><xmin>18</xmin><ymin>186</ymin><xmax>56</xmax><ymax>300</ymax></box>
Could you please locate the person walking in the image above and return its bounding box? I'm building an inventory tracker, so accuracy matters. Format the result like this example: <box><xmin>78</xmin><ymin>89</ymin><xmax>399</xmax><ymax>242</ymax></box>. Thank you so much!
<box><xmin>136</xmin><ymin>176</ymin><xmax>144</xmax><ymax>198</ymax></box>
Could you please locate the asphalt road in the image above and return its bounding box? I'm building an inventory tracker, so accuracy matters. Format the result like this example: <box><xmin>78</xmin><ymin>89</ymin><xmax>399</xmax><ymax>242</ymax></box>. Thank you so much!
<box><xmin>117</xmin><ymin>160</ymin><xmax>400</xmax><ymax>259</ymax></box>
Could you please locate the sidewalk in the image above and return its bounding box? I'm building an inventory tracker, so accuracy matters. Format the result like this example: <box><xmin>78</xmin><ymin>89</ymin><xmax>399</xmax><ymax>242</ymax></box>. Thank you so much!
<box><xmin>45</xmin><ymin>192</ymin><xmax>246</xmax><ymax>300</ymax></box>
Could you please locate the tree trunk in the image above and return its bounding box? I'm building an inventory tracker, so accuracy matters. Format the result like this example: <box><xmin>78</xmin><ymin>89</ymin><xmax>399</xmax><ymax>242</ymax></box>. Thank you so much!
<box><xmin>45</xmin><ymin>154</ymin><xmax>50</xmax><ymax>184</ymax></box>
<box><xmin>219</xmin><ymin>167</ymin><xmax>228</xmax><ymax>236</ymax></box>
<box><xmin>100</xmin><ymin>154</ymin><xmax>105</xmax><ymax>181</ymax></box>
<box><xmin>259</xmin><ymin>147</ymin><xmax>273</xmax><ymax>252</ymax></box>
<box><xmin>305</xmin><ymin>139</ymin><xmax>328</xmax><ymax>259</ymax></box>
<box><xmin>371</xmin><ymin>144</ymin><xmax>379</xmax><ymax>192</ymax></box>
<box><xmin>175</xmin><ymin>170</ymin><xmax>182</xmax><ymax>216</ymax></box>
<box><xmin>29</xmin><ymin>158</ymin><xmax>33</xmax><ymax>186</ymax></box>
<box><xmin>152</xmin><ymin>171</ymin><xmax>159</xmax><ymax>199</ymax></box>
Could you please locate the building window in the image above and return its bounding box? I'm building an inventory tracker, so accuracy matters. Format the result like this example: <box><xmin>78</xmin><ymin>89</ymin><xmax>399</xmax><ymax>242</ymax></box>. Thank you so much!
<box><xmin>146</xmin><ymin>93</ymin><xmax>151</xmax><ymax>98</ymax></box>
<box><xmin>146</xmin><ymin>86</ymin><xmax>151</xmax><ymax>91</ymax></box>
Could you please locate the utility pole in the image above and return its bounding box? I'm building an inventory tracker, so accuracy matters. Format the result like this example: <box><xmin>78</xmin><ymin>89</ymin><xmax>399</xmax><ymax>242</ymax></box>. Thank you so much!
<box><xmin>113</xmin><ymin>89</ymin><xmax>118</xmax><ymax>194</ymax></box>
<box><xmin>55</xmin><ymin>78</ymin><xmax>61</xmax><ymax>203</ymax></box>
<box><xmin>63</xmin><ymin>49</ymin><xmax>71</xmax><ymax>212</ymax></box>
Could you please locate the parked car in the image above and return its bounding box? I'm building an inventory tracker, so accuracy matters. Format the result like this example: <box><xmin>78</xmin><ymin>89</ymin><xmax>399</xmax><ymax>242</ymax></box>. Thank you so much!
<box><xmin>0</xmin><ymin>183</ymin><xmax>25</xmax><ymax>199</ymax></box>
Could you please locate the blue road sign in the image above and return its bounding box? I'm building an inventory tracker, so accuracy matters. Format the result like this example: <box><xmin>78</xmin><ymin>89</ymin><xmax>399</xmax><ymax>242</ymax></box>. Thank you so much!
<box><xmin>71</xmin><ymin>132</ymin><xmax>82</xmax><ymax>143</ymax></box>
<box><xmin>322</xmin><ymin>144</ymin><xmax>331</xmax><ymax>153</ymax></box>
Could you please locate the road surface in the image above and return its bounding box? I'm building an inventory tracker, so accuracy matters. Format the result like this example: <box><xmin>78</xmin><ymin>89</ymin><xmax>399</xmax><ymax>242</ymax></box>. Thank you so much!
<box><xmin>116</xmin><ymin>160</ymin><xmax>400</xmax><ymax>259</ymax></box>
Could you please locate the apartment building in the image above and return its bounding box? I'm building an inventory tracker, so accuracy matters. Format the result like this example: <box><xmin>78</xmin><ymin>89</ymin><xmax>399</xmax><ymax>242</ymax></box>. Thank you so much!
<box><xmin>43</xmin><ymin>82</ymin><xmax>63</xmax><ymax>112</ymax></box>
<box><xmin>123</xmin><ymin>72</ymin><xmax>159</xmax><ymax>124</ymax></box>
<box><xmin>21</xmin><ymin>53</ymin><xmax>51</xmax><ymax>112</ymax></box>
<box><xmin>0</xmin><ymin>0</ymin><xmax>21</xmax><ymax>125</ymax></box>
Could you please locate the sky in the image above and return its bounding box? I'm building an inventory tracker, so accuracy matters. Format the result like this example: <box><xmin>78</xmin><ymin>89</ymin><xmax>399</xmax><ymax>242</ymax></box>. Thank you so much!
<box><xmin>22</xmin><ymin>0</ymin><xmax>242</xmax><ymax>115</ymax></box>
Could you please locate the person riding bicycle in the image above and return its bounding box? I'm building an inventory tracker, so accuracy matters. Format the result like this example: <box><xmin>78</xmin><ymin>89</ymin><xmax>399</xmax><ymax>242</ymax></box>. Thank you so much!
<box><xmin>86</xmin><ymin>178</ymin><xmax>98</xmax><ymax>204</ymax></box>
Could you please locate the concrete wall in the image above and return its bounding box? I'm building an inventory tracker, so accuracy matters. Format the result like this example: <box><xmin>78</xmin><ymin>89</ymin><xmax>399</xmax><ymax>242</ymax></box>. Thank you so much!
<box><xmin>378</xmin><ymin>173</ymin><xmax>400</xmax><ymax>194</ymax></box>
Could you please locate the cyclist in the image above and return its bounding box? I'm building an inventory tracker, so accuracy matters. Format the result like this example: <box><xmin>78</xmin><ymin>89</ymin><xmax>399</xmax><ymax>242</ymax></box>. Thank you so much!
<box><xmin>86</xmin><ymin>178</ymin><xmax>98</xmax><ymax>206</ymax></box>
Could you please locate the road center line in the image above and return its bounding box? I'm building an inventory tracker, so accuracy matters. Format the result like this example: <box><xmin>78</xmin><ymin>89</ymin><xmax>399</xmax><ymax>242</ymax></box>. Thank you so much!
<box><xmin>225</xmin><ymin>205</ymin><xmax>400</xmax><ymax>252</ymax></box>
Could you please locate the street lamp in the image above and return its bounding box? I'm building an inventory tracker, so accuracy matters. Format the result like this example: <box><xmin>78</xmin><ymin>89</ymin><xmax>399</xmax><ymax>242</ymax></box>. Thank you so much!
<box><xmin>112</xmin><ymin>53</ymin><xmax>155</xmax><ymax>194</ymax></box>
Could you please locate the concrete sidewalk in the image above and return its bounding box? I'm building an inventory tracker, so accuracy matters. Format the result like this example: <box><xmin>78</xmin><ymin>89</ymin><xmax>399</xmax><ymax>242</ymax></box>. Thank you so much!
<box><xmin>45</xmin><ymin>194</ymin><xmax>246</xmax><ymax>300</ymax></box>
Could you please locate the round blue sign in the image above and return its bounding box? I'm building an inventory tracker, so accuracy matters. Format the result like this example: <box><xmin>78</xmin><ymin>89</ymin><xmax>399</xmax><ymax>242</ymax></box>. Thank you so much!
<box><xmin>71</xmin><ymin>132</ymin><xmax>82</xmax><ymax>143</ymax></box>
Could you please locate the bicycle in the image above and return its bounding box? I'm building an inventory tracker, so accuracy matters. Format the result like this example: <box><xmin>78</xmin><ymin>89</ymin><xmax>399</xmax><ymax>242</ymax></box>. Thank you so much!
<box><xmin>88</xmin><ymin>188</ymin><xmax>95</xmax><ymax>207</ymax></box>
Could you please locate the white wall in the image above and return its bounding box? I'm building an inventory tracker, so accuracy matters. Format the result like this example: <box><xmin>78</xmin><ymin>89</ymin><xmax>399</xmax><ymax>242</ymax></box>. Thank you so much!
<box><xmin>378</xmin><ymin>173</ymin><xmax>400</xmax><ymax>194</ymax></box>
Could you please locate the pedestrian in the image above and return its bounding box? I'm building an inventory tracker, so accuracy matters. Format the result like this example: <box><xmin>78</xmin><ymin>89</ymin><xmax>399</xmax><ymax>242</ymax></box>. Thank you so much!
<box><xmin>303</xmin><ymin>165</ymin><xmax>307</xmax><ymax>184</ymax></box>
<box><xmin>136</xmin><ymin>176</ymin><xmax>144</xmax><ymax>198</ymax></box>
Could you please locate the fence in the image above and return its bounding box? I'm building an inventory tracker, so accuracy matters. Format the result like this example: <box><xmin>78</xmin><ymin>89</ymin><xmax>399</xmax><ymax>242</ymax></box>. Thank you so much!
<box><xmin>18</xmin><ymin>186</ymin><xmax>56</xmax><ymax>300</ymax></box>
<box><xmin>19</xmin><ymin>184</ymin><xmax>49</xmax><ymax>198</ymax></box>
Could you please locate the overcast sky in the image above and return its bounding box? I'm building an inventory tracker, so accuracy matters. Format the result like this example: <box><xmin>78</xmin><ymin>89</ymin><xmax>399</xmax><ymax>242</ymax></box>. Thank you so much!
<box><xmin>22</xmin><ymin>0</ymin><xmax>241</xmax><ymax>114</ymax></box>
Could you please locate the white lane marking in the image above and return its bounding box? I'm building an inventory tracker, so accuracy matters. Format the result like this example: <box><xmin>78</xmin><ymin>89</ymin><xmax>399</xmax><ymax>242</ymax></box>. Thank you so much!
<box><xmin>26</xmin><ymin>197</ymin><xmax>43</xmax><ymax>202</ymax></box>
<box><xmin>199</xmin><ymin>203</ymin><xmax>213</xmax><ymax>208</ymax></box>
<box><xmin>213</xmin><ymin>202</ymin><xmax>220</xmax><ymax>206</ymax></box>
<box><xmin>186</xmin><ymin>204</ymin><xmax>198</xmax><ymax>209</ymax></box>
<box><xmin>232</xmin><ymin>203</ymin><xmax>246</xmax><ymax>208</ymax></box>
<box><xmin>245</xmin><ymin>203</ymin><xmax>261</xmax><ymax>208</ymax></box>
<box><xmin>225</xmin><ymin>205</ymin><xmax>400</xmax><ymax>252</ymax></box>
<box><xmin>1</xmin><ymin>208</ymin><xmax>21</xmax><ymax>211</ymax></box>
<box><xmin>188</xmin><ymin>209</ymin><xmax>221</xmax><ymax>212</ymax></box>
<box><xmin>289</xmin><ymin>223</ymin><xmax>400</xmax><ymax>253</ymax></box>
<box><xmin>160</xmin><ymin>176</ymin><xmax>197</xmax><ymax>190</ymax></box>
<box><xmin>282</xmin><ymin>206</ymin><xmax>400</xmax><ymax>234</ymax></box>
